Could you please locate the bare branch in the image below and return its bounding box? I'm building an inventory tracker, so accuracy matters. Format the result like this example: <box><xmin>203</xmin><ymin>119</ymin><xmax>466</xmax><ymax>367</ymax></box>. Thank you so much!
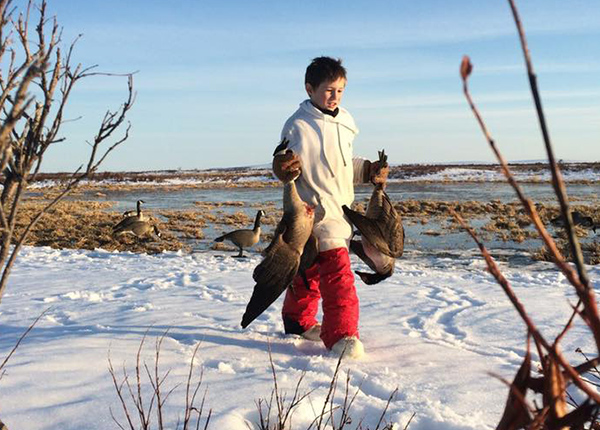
<box><xmin>451</xmin><ymin>210</ymin><xmax>600</xmax><ymax>403</ymax></box>
<box><xmin>86</xmin><ymin>74</ymin><xmax>135</xmax><ymax>173</ymax></box>
<box><xmin>507</xmin><ymin>0</ymin><xmax>589</xmax><ymax>289</ymax></box>
<box><xmin>108</xmin><ymin>351</ymin><xmax>137</xmax><ymax>430</ymax></box>
<box><xmin>460</xmin><ymin>54</ymin><xmax>600</xmax><ymax>352</ymax></box>
<box><xmin>553</xmin><ymin>300</ymin><xmax>582</xmax><ymax>348</ymax></box>
<box><xmin>374</xmin><ymin>388</ymin><xmax>397</xmax><ymax>430</ymax></box>
<box><xmin>0</xmin><ymin>307</ymin><xmax>49</xmax><ymax>375</ymax></box>
<box><xmin>0</xmin><ymin>59</ymin><xmax>40</xmax><ymax>147</ymax></box>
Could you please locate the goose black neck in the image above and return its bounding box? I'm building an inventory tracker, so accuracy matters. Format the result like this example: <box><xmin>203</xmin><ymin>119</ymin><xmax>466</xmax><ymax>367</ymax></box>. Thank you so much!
<box><xmin>254</xmin><ymin>211</ymin><xmax>262</xmax><ymax>229</ymax></box>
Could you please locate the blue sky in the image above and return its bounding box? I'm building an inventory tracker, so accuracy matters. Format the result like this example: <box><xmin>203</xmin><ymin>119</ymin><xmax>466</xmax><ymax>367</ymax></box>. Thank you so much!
<box><xmin>17</xmin><ymin>0</ymin><xmax>600</xmax><ymax>171</ymax></box>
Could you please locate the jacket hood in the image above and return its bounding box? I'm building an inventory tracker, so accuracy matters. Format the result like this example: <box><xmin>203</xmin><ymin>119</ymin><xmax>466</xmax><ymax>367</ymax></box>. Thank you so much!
<box><xmin>299</xmin><ymin>100</ymin><xmax>359</xmax><ymax>135</ymax></box>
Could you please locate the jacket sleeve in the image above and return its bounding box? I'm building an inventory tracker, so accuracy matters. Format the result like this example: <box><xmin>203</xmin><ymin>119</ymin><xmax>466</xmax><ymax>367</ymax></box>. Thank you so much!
<box><xmin>352</xmin><ymin>157</ymin><xmax>371</xmax><ymax>184</ymax></box>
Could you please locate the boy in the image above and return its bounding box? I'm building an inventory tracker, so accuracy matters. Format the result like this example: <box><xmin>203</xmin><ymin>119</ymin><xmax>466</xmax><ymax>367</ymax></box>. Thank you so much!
<box><xmin>273</xmin><ymin>56</ymin><xmax>388</xmax><ymax>359</ymax></box>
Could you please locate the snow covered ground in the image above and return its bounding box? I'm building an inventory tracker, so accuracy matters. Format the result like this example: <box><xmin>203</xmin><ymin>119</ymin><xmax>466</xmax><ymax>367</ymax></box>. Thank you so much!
<box><xmin>28</xmin><ymin>163</ymin><xmax>600</xmax><ymax>189</ymax></box>
<box><xmin>398</xmin><ymin>166</ymin><xmax>600</xmax><ymax>183</ymax></box>
<box><xmin>0</xmin><ymin>246</ymin><xmax>598</xmax><ymax>429</ymax></box>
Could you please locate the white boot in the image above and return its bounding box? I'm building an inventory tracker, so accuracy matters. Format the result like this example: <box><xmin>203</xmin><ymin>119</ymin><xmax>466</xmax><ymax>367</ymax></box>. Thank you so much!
<box><xmin>301</xmin><ymin>323</ymin><xmax>321</xmax><ymax>341</ymax></box>
<box><xmin>331</xmin><ymin>336</ymin><xmax>364</xmax><ymax>359</ymax></box>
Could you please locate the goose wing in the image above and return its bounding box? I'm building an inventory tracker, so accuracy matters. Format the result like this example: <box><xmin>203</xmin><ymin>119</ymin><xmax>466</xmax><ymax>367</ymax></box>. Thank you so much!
<box><xmin>349</xmin><ymin>239</ymin><xmax>394</xmax><ymax>285</ymax></box>
<box><xmin>349</xmin><ymin>239</ymin><xmax>377</xmax><ymax>272</ymax></box>
<box><xmin>241</xmin><ymin>226</ymin><xmax>301</xmax><ymax>328</ymax></box>
<box><xmin>355</xmin><ymin>269</ymin><xmax>393</xmax><ymax>285</ymax></box>
<box><xmin>296</xmin><ymin>234</ymin><xmax>318</xmax><ymax>290</ymax></box>
<box><xmin>377</xmin><ymin>192</ymin><xmax>404</xmax><ymax>258</ymax></box>
<box><xmin>343</xmin><ymin>193</ymin><xmax>404</xmax><ymax>258</ymax></box>
<box><xmin>129</xmin><ymin>220</ymin><xmax>152</xmax><ymax>236</ymax></box>
<box><xmin>218</xmin><ymin>229</ymin><xmax>257</xmax><ymax>247</ymax></box>
<box><xmin>113</xmin><ymin>215</ymin><xmax>139</xmax><ymax>234</ymax></box>
<box><xmin>343</xmin><ymin>205</ymin><xmax>392</xmax><ymax>255</ymax></box>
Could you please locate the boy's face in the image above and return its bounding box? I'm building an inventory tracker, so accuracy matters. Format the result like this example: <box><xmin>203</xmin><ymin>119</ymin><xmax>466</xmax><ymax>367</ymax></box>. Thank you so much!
<box><xmin>305</xmin><ymin>77</ymin><xmax>346</xmax><ymax>111</ymax></box>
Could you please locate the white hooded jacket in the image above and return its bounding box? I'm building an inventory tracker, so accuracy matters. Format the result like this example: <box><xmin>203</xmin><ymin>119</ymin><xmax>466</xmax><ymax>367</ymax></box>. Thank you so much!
<box><xmin>281</xmin><ymin>100</ymin><xmax>367</xmax><ymax>251</ymax></box>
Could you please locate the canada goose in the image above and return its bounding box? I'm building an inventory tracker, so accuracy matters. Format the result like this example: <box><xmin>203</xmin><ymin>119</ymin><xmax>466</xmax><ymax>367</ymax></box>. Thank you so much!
<box><xmin>122</xmin><ymin>200</ymin><xmax>145</xmax><ymax>219</ymax></box>
<box><xmin>342</xmin><ymin>150</ymin><xmax>404</xmax><ymax>285</ymax></box>
<box><xmin>214</xmin><ymin>210</ymin><xmax>265</xmax><ymax>257</ymax></box>
<box><xmin>113</xmin><ymin>200</ymin><xmax>145</xmax><ymax>234</ymax></box>
<box><xmin>572</xmin><ymin>211</ymin><xmax>595</xmax><ymax>232</ymax></box>
<box><xmin>551</xmin><ymin>211</ymin><xmax>595</xmax><ymax>232</ymax></box>
<box><xmin>241</xmin><ymin>139</ymin><xmax>315</xmax><ymax>328</ymax></box>
<box><xmin>113</xmin><ymin>218</ymin><xmax>161</xmax><ymax>238</ymax></box>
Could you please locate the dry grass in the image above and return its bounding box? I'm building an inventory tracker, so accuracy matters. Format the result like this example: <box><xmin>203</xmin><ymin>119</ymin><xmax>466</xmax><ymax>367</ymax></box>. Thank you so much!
<box><xmin>159</xmin><ymin>210</ymin><xmax>207</xmax><ymax>240</ymax></box>
<box><xmin>12</xmin><ymin>198</ymin><xmax>284</xmax><ymax>255</ymax></box>
<box><xmin>533</xmin><ymin>239</ymin><xmax>600</xmax><ymax>265</ymax></box>
<box><xmin>13</xmin><ymin>195</ymin><xmax>598</xmax><ymax>261</ymax></box>
<box><xmin>13</xmin><ymin>200</ymin><xmax>185</xmax><ymax>254</ymax></box>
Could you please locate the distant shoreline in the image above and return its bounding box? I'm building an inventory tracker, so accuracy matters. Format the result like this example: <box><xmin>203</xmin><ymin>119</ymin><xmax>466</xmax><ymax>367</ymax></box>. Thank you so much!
<box><xmin>28</xmin><ymin>161</ymin><xmax>600</xmax><ymax>188</ymax></box>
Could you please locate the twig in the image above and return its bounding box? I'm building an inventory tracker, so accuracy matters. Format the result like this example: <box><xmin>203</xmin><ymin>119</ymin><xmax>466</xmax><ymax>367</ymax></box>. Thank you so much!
<box><xmin>255</xmin><ymin>341</ymin><xmax>313</xmax><ymax>429</ymax></box>
<box><xmin>374</xmin><ymin>387</ymin><xmax>398</xmax><ymax>430</ymax></box>
<box><xmin>134</xmin><ymin>330</ymin><xmax>152</xmax><ymax>428</ymax></box>
<box><xmin>0</xmin><ymin>307</ymin><xmax>49</xmax><ymax>375</ymax></box>
<box><xmin>451</xmin><ymin>210</ymin><xmax>600</xmax><ymax>403</ymax></box>
<box><xmin>183</xmin><ymin>342</ymin><xmax>203</xmax><ymax>430</ymax></box>
<box><xmin>553</xmin><ymin>299</ymin><xmax>582</xmax><ymax>348</ymax></box>
<box><xmin>461</xmin><ymin>47</ymin><xmax>600</xmax><ymax>366</ymax></box>
<box><xmin>108</xmin><ymin>352</ymin><xmax>137</xmax><ymax>430</ymax></box>
<box><xmin>489</xmin><ymin>371</ymin><xmax>535</xmax><ymax>415</ymax></box>
<box><xmin>315</xmin><ymin>352</ymin><xmax>344</xmax><ymax>430</ymax></box>
<box><xmin>403</xmin><ymin>412</ymin><xmax>416</xmax><ymax>430</ymax></box>
<box><xmin>506</xmin><ymin>0</ymin><xmax>600</xmax><ymax>360</ymax></box>
<box><xmin>507</xmin><ymin>0</ymin><xmax>589</xmax><ymax>289</ymax></box>
<box><xmin>109</xmin><ymin>330</ymin><xmax>210</xmax><ymax>430</ymax></box>
<box><xmin>460</xmin><ymin>56</ymin><xmax>582</xmax><ymax>292</ymax></box>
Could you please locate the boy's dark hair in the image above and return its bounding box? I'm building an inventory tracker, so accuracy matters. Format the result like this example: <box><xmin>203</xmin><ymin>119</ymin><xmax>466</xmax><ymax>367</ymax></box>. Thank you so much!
<box><xmin>305</xmin><ymin>56</ymin><xmax>346</xmax><ymax>88</ymax></box>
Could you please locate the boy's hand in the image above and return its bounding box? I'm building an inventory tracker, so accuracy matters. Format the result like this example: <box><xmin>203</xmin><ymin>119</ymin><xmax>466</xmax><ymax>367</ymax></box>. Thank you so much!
<box><xmin>369</xmin><ymin>160</ymin><xmax>389</xmax><ymax>185</ymax></box>
<box><xmin>273</xmin><ymin>151</ymin><xmax>302</xmax><ymax>182</ymax></box>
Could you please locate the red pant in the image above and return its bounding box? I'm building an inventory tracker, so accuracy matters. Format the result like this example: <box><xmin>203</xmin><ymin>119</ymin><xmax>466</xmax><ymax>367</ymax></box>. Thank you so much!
<box><xmin>282</xmin><ymin>247</ymin><xmax>359</xmax><ymax>349</ymax></box>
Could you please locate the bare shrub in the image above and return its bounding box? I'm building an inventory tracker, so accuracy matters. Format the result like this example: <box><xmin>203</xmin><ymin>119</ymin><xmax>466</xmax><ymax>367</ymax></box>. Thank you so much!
<box><xmin>110</xmin><ymin>336</ymin><xmax>404</xmax><ymax>430</ymax></box>
<box><xmin>0</xmin><ymin>1</ymin><xmax>133</xmax><ymax>426</ymax></box>
<box><xmin>249</xmin><ymin>345</ymin><xmax>403</xmax><ymax>430</ymax></box>
<box><xmin>457</xmin><ymin>1</ymin><xmax>600</xmax><ymax>427</ymax></box>
<box><xmin>108</xmin><ymin>331</ymin><xmax>211</xmax><ymax>430</ymax></box>
<box><xmin>0</xmin><ymin>0</ymin><xmax>134</xmax><ymax>303</ymax></box>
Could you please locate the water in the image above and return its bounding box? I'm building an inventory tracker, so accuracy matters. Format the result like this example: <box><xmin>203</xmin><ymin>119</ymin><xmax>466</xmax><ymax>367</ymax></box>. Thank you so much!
<box><xmin>82</xmin><ymin>182</ymin><xmax>600</xmax><ymax>208</ymax></box>
<box><xmin>371</xmin><ymin>182</ymin><xmax>600</xmax><ymax>204</ymax></box>
<box><xmin>79</xmin><ymin>182</ymin><xmax>600</xmax><ymax>254</ymax></box>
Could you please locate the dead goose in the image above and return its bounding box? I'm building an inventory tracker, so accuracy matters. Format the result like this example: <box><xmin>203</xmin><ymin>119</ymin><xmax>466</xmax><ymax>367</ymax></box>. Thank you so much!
<box><xmin>241</xmin><ymin>139</ymin><xmax>315</xmax><ymax>328</ymax></box>
<box><xmin>214</xmin><ymin>210</ymin><xmax>266</xmax><ymax>257</ymax></box>
<box><xmin>342</xmin><ymin>150</ymin><xmax>404</xmax><ymax>285</ymax></box>
<box><xmin>113</xmin><ymin>218</ymin><xmax>161</xmax><ymax>238</ymax></box>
